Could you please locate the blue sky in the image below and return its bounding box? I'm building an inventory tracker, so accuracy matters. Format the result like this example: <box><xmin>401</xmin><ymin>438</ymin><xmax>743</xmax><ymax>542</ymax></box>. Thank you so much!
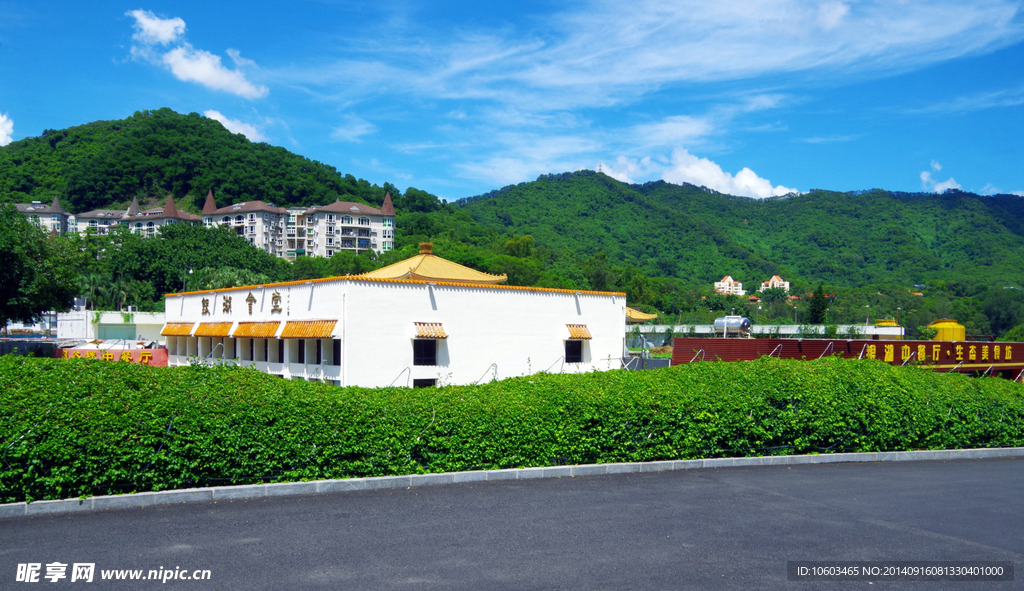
<box><xmin>2</xmin><ymin>1</ymin><xmax>1023</xmax><ymax>200</ymax></box>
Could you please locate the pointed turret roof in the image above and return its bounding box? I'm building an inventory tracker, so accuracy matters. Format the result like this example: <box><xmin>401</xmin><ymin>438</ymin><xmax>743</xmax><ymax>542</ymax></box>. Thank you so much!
<box><xmin>202</xmin><ymin>190</ymin><xmax>217</xmax><ymax>215</ymax></box>
<box><xmin>163</xmin><ymin>194</ymin><xmax>180</xmax><ymax>218</ymax></box>
<box><xmin>124</xmin><ymin>196</ymin><xmax>141</xmax><ymax>218</ymax></box>
<box><xmin>356</xmin><ymin>243</ymin><xmax>507</xmax><ymax>284</ymax></box>
<box><xmin>381</xmin><ymin>190</ymin><xmax>395</xmax><ymax>216</ymax></box>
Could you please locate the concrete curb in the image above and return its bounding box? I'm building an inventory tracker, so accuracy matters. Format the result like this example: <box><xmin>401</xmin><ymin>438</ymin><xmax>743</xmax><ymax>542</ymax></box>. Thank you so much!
<box><xmin>2</xmin><ymin>447</ymin><xmax>1020</xmax><ymax>519</ymax></box>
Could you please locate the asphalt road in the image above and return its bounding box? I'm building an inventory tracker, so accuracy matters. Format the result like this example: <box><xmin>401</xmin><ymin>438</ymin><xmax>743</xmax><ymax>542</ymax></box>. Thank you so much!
<box><xmin>3</xmin><ymin>457</ymin><xmax>1022</xmax><ymax>590</ymax></box>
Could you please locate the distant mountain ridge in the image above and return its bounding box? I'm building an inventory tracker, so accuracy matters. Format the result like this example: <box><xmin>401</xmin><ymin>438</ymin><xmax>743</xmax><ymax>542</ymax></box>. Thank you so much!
<box><xmin>455</xmin><ymin>170</ymin><xmax>1024</xmax><ymax>290</ymax></box>
<box><xmin>3</xmin><ymin>110</ymin><xmax>1023</xmax><ymax>294</ymax></box>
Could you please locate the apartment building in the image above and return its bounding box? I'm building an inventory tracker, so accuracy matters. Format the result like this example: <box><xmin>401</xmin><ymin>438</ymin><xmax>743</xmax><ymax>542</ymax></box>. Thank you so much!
<box><xmin>15</xmin><ymin>190</ymin><xmax>396</xmax><ymax>260</ymax></box>
<box><xmin>14</xmin><ymin>197</ymin><xmax>68</xmax><ymax>234</ymax></box>
<box><xmin>121</xmin><ymin>195</ymin><xmax>201</xmax><ymax>236</ymax></box>
<box><xmin>201</xmin><ymin>190</ymin><xmax>395</xmax><ymax>259</ymax></box>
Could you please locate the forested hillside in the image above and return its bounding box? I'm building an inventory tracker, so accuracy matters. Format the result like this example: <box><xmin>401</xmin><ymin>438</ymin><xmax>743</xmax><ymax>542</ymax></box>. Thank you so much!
<box><xmin>0</xmin><ymin>108</ymin><xmax>401</xmax><ymax>213</ymax></box>
<box><xmin>457</xmin><ymin>171</ymin><xmax>1024</xmax><ymax>290</ymax></box>
<box><xmin>4</xmin><ymin>110</ymin><xmax>1024</xmax><ymax>337</ymax></box>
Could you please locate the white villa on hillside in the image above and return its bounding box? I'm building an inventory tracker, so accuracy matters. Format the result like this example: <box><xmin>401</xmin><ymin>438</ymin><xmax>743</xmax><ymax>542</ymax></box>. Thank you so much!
<box><xmin>713</xmin><ymin>275</ymin><xmax>746</xmax><ymax>296</ymax></box>
<box><xmin>161</xmin><ymin>243</ymin><xmax>627</xmax><ymax>387</ymax></box>
<box><xmin>758</xmin><ymin>275</ymin><xmax>790</xmax><ymax>293</ymax></box>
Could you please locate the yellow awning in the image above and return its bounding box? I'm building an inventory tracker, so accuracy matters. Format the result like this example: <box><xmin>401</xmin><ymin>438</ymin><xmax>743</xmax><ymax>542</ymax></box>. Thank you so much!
<box><xmin>161</xmin><ymin>322</ymin><xmax>195</xmax><ymax>336</ymax></box>
<box><xmin>567</xmin><ymin>324</ymin><xmax>592</xmax><ymax>340</ymax></box>
<box><xmin>280</xmin><ymin>320</ymin><xmax>338</xmax><ymax>339</ymax></box>
<box><xmin>194</xmin><ymin>322</ymin><xmax>233</xmax><ymax>337</ymax></box>
<box><xmin>414</xmin><ymin>322</ymin><xmax>448</xmax><ymax>339</ymax></box>
<box><xmin>232</xmin><ymin>321</ymin><xmax>281</xmax><ymax>338</ymax></box>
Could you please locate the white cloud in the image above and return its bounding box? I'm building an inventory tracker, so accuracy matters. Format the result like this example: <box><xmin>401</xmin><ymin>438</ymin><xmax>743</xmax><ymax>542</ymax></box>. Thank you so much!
<box><xmin>126</xmin><ymin>10</ymin><xmax>267</xmax><ymax>99</ymax></box>
<box><xmin>817</xmin><ymin>2</ymin><xmax>851</xmax><ymax>30</ymax></box>
<box><xmin>330</xmin><ymin>115</ymin><xmax>377</xmax><ymax>143</ymax></box>
<box><xmin>163</xmin><ymin>46</ymin><xmax>268</xmax><ymax>99</ymax></box>
<box><xmin>661</xmin><ymin>149</ymin><xmax>797</xmax><ymax>198</ymax></box>
<box><xmin>0</xmin><ymin>112</ymin><xmax>13</xmax><ymax>146</ymax></box>
<box><xmin>127</xmin><ymin>9</ymin><xmax>185</xmax><ymax>45</ymax></box>
<box><xmin>920</xmin><ymin>161</ymin><xmax>961</xmax><ymax>193</ymax></box>
<box><xmin>629</xmin><ymin>116</ymin><xmax>714</xmax><ymax>149</ymax></box>
<box><xmin>203</xmin><ymin>110</ymin><xmax>266</xmax><ymax>142</ymax></box>
<box><xmin>599</xmin><ymin>150</ymin><xmax>796</xmax><ymax>198</ymax></box>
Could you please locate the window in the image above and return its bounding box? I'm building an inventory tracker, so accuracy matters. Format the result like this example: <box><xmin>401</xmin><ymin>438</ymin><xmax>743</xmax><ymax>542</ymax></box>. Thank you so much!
<box><xmin>248</xmin><ymin>213</ymin><xmax>256</xmax><ymax>221</ymax></box>
<box><xmin>326</xmin><ymin>214</ymin><xmax>335</xmax><ymax>222</ymax></box>
<box><xmin>413</xmin><ymin>339</ymin><xmax>437</xmax><ymax>366</ymax></box>
<box><xmin>413</xmin><ymin>378</ymin><xmax>437</xmax><ymax>388</ymax></box>
<box><xmin>341</xmin><ymin>215</ymin><xmax>353</xmax><ymax>225</ymax></box>
<box><xmin>297</xmin><ymin>339</ymin><xmax>305</xmax><ymax>364</ymax></box>
<box><xmin>383</xmin><ymin>217</ymin><xmax>394</xmax><ymax>227</ymax></box>
<box><xmin>332</xmin><ymin>339</ymin><xmax>341</xmax><ymax>366</ymax></box>
<box><xmin>358</xmin><ymin>216</ymin><xmax>371</xmax><ymax>226</ymax></box>
<box><xmin>565</xmin><ymin>340</ymin><xmax>583</xmax><ymax>363</ymax></box>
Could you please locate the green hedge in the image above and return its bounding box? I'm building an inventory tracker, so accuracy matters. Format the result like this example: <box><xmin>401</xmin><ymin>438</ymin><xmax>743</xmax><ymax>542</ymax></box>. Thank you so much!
<box><xmin>2</xmin><ymin>355</ymin><xmax>1023</xmax><ymax>503</ymax></box>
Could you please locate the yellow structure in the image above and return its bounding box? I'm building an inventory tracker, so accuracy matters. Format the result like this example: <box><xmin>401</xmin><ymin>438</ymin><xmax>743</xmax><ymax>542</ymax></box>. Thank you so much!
<box><xmin>927</xmin><ymin>319</ymin><xmax>966</xmax><ymax>341</ymax></box>
<box><xmin>626</xmin><ymin>307</ymin><xmax>657</xmax><ymax>324</ymax></box>
<box><xmin>356</xmin><ymin>243</ymin><xmax>508</xmax><ymax>284</ymax></box>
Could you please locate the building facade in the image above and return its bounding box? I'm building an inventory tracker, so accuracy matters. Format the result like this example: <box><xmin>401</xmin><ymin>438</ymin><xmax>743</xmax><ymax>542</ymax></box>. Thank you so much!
<box><xmin>758</xmin><ymin>275</ymin><xmax>790</xmax><ymax>293</ymax></box>
<box><xmin>200</xmin><ymin>190</ymin><xmax>395</xmax><ymax>259</ymax></box>
<box><xmin>15</xmin><ymin>190</ymin><xmax>395</xmax><ymax>260</ymax></box>
<box><xmin>714</xmin><ymin>275</ymin><xmax>746</xmax><ymax>296</ymax></box>
<box><xmin>161</xmin><ymin>245</ymin><xmax>626</xmax><ymax>387</ymax></box>
<box><xmin>14</xmin><ymin>197</ymin><xmax>68</xmax><ymax>234</ymax></box>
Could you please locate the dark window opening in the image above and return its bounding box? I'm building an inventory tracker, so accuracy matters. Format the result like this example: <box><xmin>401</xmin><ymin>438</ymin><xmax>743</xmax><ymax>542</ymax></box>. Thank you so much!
<box><xmin>413</xmin><ymin>378</ymin><xmax>437</xmax><ymax>388</ymax></box>
<box><xmin>332</xmin><ymin>339</ymin><xmax>341</xmax><ymax>366</ymax></box>
<box><xmin>413</xmin><ymin>339</ymin><xmax>437</xmax><ymax>366</ymax></box>
<box><xmin>278</xmin><ymin>340</ymin><xmax>284</xmax><ymax>363</ymax></box>
<box><xmin>249</xmin><ymin>339</ymin><xmax>255</xmax><ymax>361</ymax></box>
<box><xmin>297</xmin><ymin>339</ymin><xmax>305</xmax><ymax>364</ymax></box>
<box><xmin>316</xmin><ymin>339</ymin><xmax>323</xmax><ymax>365</ymax></box>
<box><xmin>565</xmin><ymin>340</ymin><xmax>583</xmax><ymax>363</ymax></box>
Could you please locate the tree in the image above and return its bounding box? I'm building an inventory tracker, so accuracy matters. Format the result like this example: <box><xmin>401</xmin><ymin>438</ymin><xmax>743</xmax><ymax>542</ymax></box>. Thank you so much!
<box><xmin>0</xmin><ymin>205</ymin><xmax>83</xmax><ymax>326</ymax></box>
<box><xmin>808</xmin><ymin>284</ymin><xmax>830</xmax><ymax>324</ymax></box>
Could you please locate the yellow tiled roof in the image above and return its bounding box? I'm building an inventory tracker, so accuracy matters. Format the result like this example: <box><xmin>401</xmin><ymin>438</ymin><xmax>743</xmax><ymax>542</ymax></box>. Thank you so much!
<box><xmin>567</xmin><ymin>324</ymin><xmax>592</xmax><ymax>339</ymax></box>
<box><xmin>414</xmin><ymin>322</ymin><xmax>448</xmax><ymax>339</ymax></box>
<box><xmin>232</xmin><ymin>321</ymin><xmax>281</xmax><ymax>338</ymax></box>
<box><xmin>625</xmin><ymin>307</ymin><xmax>657</xmax><ymax>323</ymax></box>
<box><xmin>280</xmin><ymin>320</ymin><xmax>338</xmax><ymax>339</ymax></box>
<box><xmin>194</xmin><ymin>322</ymin><xmax>233</xmax><ymax>337</ymax></box>
<box><xmin>356</xmin><ymin>243</ymin><xmax>507</xmax><ymax>284</ymax></box>
<box><xmin>161</xmin><ymin>322</ymin><xmax>195</xmax><ymax>336</ymax></box>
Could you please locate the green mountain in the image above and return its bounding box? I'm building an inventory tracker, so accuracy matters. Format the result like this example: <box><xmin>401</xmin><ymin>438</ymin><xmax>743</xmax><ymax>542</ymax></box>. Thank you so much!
<box><xmin>456</xmin><ymin>171</ymin><xmax>1024</xmax><ymax>291</ymax></box>
<box><xmin>4</xmin><ymin>110</ymin><xmax>1024</xmax><ymax>335</ymax></box>
<box><xmin>0</xmin><ymin>107</ymin><xmax>397</xmax><ymax>212</ymax></box>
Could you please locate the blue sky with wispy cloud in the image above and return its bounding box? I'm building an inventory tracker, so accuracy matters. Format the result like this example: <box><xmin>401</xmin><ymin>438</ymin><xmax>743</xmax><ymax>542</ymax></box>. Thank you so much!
<box><xmin>1</xmin><ymin>1</ymin><xmax>1022</xmax><ymax>199</ymax></box>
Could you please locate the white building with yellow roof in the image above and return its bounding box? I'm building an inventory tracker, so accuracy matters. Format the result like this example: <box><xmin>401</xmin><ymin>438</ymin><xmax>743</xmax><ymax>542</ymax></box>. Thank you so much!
<box><xmin>161</xmin><ymin>243</ymin><xmax>626</xmax><ymax>387</ymax></box>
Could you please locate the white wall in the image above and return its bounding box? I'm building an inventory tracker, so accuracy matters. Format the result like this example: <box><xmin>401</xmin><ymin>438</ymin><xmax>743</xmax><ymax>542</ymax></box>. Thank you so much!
<box><xmin>165</xmin><ymin>278</ymin><xmax>626</xmax><ymax>387</ymax></box>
